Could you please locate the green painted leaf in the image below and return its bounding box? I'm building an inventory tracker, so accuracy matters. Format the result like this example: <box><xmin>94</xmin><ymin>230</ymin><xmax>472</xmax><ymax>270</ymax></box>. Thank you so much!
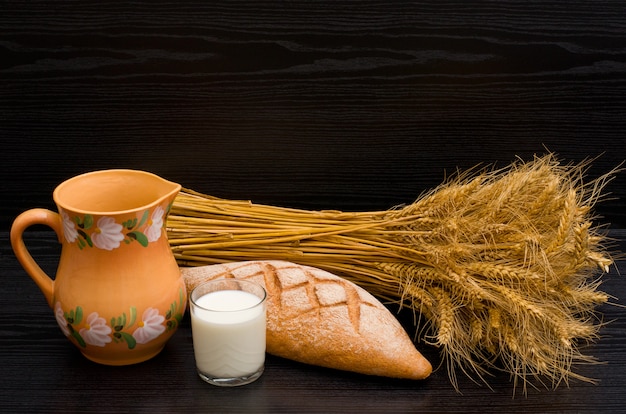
<box><xmin>128</xmin><ymin>231</ymin><xmax>149</xmax><ymax>247</ymax></box>
<box><xmin>83</xmin><ymin>215</ymin><xmax>94</xmax><ymax>230</ymax></box>
<box><xmin>72</xmin><ymin>331</ymin><xmax>86</xmax><ymax>348</ymax></box>
<box><xmin>68</xmin><ymin>309</ymin><xmax>74</xmax><ymax>321</ymax></box>
<box><xmin>128</xmin><ymin>307</ymin><xmax>137</xmax><ymax>327</ymax></box>
<box><xmin>74</xmin><ymin>306</ymin><xmax>83</xmax><ymax>324</ymax></box>
<box><xmin>77</xmin><ymin>229</ymin><xmax>93</xmax><ymax>248</ymax></box>
<box><xmin>137</xmin><ymin>210</ymin><xmax>150</xmax><ymax>228</ymax></box>
<box><xmin>123</xmin><ymin>218</ymin><xmax>138</xmax><ymax>230</ymax></box>
<box><xmin>113</xmin><ymin>313</ymin><xmax>126</xmax><ymax>329</ymax></box>
<box><xmin>120</xmin><ymin>332</ymin><xmax>136</xmax><ymax>349</ymax></box>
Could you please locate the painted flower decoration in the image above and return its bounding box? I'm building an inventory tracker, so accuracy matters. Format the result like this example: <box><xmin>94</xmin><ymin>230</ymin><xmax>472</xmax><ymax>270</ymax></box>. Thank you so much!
<box><xmin>80</xmin><ymin>312</ymin><xmax>112</xmax><ymax>347</ymax></box>
<box><xmin>61</xmin><ymin>210</ymin><xmax>78</xmax><ymax>243</ymax></box>
<box><xmin>54</xmin><ymin>302</ymin><xmax>71</xmax><ymax>336</ymax></box>
<box><xmin>145</xmin><ymin>205</ymin><xmax>164</xmax><ymax>243</ymax></box>
<box><xmin>133</xmin><ymin>308</ymin><xmax>166</xmax><ymax>344</ymax></box>
<box><xmin>91</xmin><ymin>216</ymin><xmax>124</xmax><ymax>250</ymax></box>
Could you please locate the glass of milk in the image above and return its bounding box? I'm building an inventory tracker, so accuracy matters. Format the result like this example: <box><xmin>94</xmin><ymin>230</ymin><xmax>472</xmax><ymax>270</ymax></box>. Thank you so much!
<box><xmin>189</xmin><ymin>278</ymin><xmax>267</xmax><ymax>386</ymax></box>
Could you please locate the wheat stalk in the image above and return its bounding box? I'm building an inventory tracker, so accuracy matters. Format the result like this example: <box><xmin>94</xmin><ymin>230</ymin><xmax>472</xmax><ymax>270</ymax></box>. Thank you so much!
<box><xmin>167</xmin><ymin>154</ymin><xmax>620</xmax><ymax>392</ymax></box>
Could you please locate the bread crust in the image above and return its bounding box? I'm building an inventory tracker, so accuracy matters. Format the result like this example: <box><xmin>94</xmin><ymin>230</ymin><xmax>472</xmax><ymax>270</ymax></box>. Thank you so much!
<box><xmin>182</xmin><ymin>260</ymin><xmax>432</xmax><ymax>380</ymax></box>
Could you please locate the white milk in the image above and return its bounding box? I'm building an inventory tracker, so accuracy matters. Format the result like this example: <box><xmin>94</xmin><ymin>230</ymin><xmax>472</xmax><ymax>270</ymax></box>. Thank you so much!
<box><xmin>191</xmin><ymin>290</ymin><xmax>266</xmax><ymax>378</ymax></box>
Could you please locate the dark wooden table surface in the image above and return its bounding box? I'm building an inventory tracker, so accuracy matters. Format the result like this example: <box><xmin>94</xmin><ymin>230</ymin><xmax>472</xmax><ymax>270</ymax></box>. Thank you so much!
<box><xmin>2</xmin><ymin>1</ymin><xmax>626</xmax><ymax>413</ymax></box>
<box><xmin>1</xmin><ymin>230</ymin><xmax>625</xmax><ymax>413</ymax></box>
<box><xmin>1</xmin><ymin>229</ymin><xmax>625</xmax><ymax>413</ymax></box>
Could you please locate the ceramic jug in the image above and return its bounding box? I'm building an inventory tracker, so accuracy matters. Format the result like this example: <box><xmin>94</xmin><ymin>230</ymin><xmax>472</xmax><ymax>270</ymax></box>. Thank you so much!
<box><xmin>11</xmin><ymin>169</ymin><xmax>187</xmax><ymax>365</ymax></box>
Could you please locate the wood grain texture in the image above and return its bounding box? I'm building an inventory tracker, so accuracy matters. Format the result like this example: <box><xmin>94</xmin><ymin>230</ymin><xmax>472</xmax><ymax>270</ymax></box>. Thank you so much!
<box><xmin>2</xmin><ymin>230</ymin><xmax>625</xmax><ymax>413</ymax></box>
<box><xmin>1</xmin><ymin>3</ymin><xmax>626</xmax><ymax>410</ymax></box>
<box><xmin>1</xmin><ymin>1</ymin><xmax>625</xmax><ymax>229</ymax></box>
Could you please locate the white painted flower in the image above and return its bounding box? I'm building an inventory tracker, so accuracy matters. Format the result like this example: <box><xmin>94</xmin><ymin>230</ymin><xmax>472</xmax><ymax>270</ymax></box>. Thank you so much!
<box><xmin>91</xmin><ymin>216</ymin><xmax>124</xmax><ymax>250</ymax></box>
<box><xmin>61</xmin><ymin>210</ymin><xmax>78</xmax><ymax>243</ymax></box>
<box><xmin>54</xmin><ymin>302</ymin><xmax>70</xmax><ymax>336</ymax></box>
<box><xmin>133</xmin><ymin>307</ymin><xmax>166</xmax><ymax>344</ymax></box>
<box><xmin>145</xmin><ymin>206</ymin><xmax>164</xmax><ymax>242</ymax></box>
<box><xmin>80</xmin><ymin>312</ymin><xmax>112</xmax><ymax>347</ymax></box>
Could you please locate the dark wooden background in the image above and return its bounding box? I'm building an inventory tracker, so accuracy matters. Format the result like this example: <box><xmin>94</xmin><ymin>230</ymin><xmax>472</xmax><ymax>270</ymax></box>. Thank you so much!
<box><xmin>2</xmin><ymin>1</ymin><xmax>626</xmax><ymax>413</ymax></box>
<box><xmin>1</xmin><ymin>1</ymin><xmax>625</xmax><ymax>229</ymax></box>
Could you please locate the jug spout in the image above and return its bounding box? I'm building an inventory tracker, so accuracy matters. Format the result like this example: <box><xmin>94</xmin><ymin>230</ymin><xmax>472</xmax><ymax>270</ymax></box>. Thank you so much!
<box><xmin>53</xmin><ymin>169</ymin><xmax>181</xmax><ymax>216</ymax></box>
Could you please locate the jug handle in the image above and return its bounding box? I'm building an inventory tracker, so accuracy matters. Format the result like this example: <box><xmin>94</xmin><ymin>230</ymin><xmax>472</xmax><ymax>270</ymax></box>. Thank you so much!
<box><xmin>10</xmin><ymin>208</ymin><xmax>61</xmax><ymax>308</ymax></box>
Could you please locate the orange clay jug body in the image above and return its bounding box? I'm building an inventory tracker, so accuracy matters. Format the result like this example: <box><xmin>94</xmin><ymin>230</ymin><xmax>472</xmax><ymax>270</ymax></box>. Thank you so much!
<box><xmin>11</xmin><ymin>170</ymin><xmax>186</xmax><ymax>365</ymax></box>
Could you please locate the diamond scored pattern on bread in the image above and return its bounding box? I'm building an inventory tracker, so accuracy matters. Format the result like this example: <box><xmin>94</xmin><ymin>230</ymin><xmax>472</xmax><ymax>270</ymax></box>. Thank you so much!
<box><xmin>182</xmin><ymin>260</ymin><xmax>432</xmax><ymax>380</ymax></box>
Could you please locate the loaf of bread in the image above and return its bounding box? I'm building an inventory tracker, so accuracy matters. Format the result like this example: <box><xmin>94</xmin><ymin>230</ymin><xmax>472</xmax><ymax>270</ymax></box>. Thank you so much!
<box><xmin>181</xmin><ymin>260</ymin><xmax>432</xmax><ymax>380</ymax></box>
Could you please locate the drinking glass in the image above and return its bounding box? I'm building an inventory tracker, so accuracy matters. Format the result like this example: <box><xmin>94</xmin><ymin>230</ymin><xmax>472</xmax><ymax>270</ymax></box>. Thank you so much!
<box><xmin>189</xmin><ymin>278</ymin><xmax>267</xmax><ymax>386</ymax></box>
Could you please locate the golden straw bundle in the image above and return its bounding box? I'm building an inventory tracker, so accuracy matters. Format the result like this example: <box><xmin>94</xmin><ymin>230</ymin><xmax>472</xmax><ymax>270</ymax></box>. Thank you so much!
<box><xmin>167</xmin><ymin>154</ymin><xmax>619</xmax><ymax>391</ymax></box>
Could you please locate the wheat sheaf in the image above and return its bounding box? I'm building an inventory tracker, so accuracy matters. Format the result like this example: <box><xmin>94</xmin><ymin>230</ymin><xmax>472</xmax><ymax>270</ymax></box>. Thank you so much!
<box><xmin>168</xmin><ymin>154</ymin><xmax>621</xmax><ymax>392</ymax></box>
